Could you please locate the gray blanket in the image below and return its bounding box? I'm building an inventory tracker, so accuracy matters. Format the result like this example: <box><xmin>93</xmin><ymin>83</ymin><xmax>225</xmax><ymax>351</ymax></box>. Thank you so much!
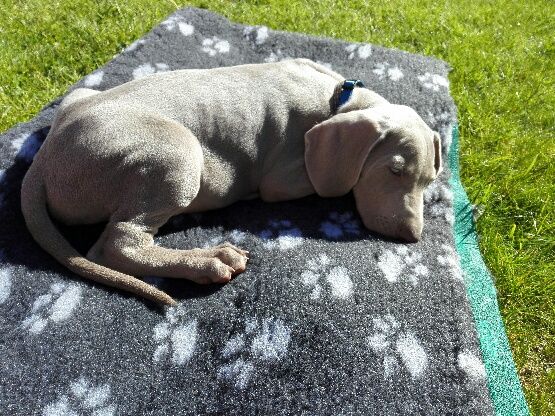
<box><xmin>0</xmin><ymin>8</ymin><xmax>493</xmax><ymax>415</ymax></box>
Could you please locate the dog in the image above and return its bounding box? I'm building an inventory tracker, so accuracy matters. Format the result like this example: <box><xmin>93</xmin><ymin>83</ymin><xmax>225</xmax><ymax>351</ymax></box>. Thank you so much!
<box><xmin>21</xmin><ymin>59</ymin><xmax>442</xmax><ymax>306</ymax></box>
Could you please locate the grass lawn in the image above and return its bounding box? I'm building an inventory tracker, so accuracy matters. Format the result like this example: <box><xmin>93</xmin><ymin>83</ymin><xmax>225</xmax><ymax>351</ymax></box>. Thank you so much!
<box><xmin>1</xmin><ymin>0</ymin><xmax>553</xmax><ymax>413</ymax></box>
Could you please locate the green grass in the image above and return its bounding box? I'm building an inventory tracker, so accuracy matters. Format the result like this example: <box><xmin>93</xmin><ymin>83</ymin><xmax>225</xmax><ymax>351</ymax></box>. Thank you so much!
<box><xmin>1</xmin><ymin>0</ymin><xmax>553</xmax><ymax>413</ymax></box>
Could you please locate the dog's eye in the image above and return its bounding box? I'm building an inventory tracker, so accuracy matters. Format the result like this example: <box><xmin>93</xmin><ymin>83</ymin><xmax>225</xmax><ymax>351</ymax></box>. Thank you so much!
<box><xmin>390</xmin><ymin>155</ymin><xmax>405</xmax><ymax>175</ymax></box>
<box><xmin>390</xmin><ymin>165</ymin><xmax>402</xmax><ymax>175</ymax></box>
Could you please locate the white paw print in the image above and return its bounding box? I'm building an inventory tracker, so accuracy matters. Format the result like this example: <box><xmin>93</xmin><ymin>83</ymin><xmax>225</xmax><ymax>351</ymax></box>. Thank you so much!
<box><xmin>201</xmin><ymin>36</ymin><xmax>230</xmax><ymax>56</ymax></box>
<box><xmin>437</xmin><ymin>244</ymin><xmax>463</xmax><ymax>282</ymax></box>
<box><xmin>218</xmin><ymin>317</ymin><xmax>291</xmax><ymax>390</ymax></box>
<box><xmin>418</xmin><ymin>72</ymin><xmax>449</xmax><ymax>91</ymax></box>
<box><xmin>259</xmin><ymin>219</ymin><xmax>303</xmax><ymax>250</ymax></box>
<box><xmin>83</xmin><ymin>71</ymin><xmax>103</xmax><ymax>87</ymax></box>
<box><xmin>264</xmin><ymin>49</ymin><xmax>294</xmax><ymax>63</ymax></box>
<box><xmin>425</xmin><ymin>110</ymin><xmax>451</xmax><ymax>129</ymax></box>
<box><xmin>243</xmin><ymin>25</ymin><xmax>269</xmax><ymax>45</ymax></box>
<box><xmin>457</xmin><ymin>350</ymin><xmax>487</xmax><ymax>382</ymax></box>
<box><xmin>425</xmin><ymin>110</ymin><xmax>454</xmax><ymax>152</ymax></box>
<box><xmin>0</xmin><ymin>249</ymin><xmax>12</xmax><ymax>305</ymax></box>
<box><xmin>372</xmin><ymin>62</ymin><xmax>404</xmax><ymax>81</ymax></box>
<box><xmin>132</xmin><ymin>62</ymin><xmax>169</xmax><ymax>80</ymax></box>
<box><xmin>153</xmin><ymin>308</ymin><xmax>198</xmax><ymax>365</ymax></box>
<box><xmin>161</xmin><ymin>15</ymin><xmax>194</xmax><ymax>36</ymax></box>
<box><xmin>0</xmin><ymin>264</ymin><xmax>12</xmax><ymax>304</ymax></box>
<box><xmin>202</xmin><ymin>229</ymin><xmax>247</xmax><ymax>249</ymax></box>
<box><xmin>301</xmin><ymin>254</ymin><xmax>353</xmax><ymax>300</ymax></box>
<box><xmin>345</xmin><ymin>43</ymin><xmax>372</xmax><ymax>59</ymax></box>
<box><xmin>124</xmin><ymin>38</ymin><xmax>146</xmax><ymax>53</ymax></box>
<box><xmin>42</xmin><ymin>377</ymin><xmax>116</xmax><ymax>416</ymax></box>
<box><xmin>367</xmin><ymin>314</ymin><xmax>428</xmax><ymax>380</ymax></box>
<box><xmin>12</xmin><ymin>130</ymin><xmax>43</xmax><ymax>162</ymax></box>
<box><xmin>320</xmin><ymin>211</ymin><xmax>361</xmax><ymax>239</ymax></box>
<box><xmin>377</xmin><ymin>246</ymin><xmax>429</xmax><ymax>286</ymax></box>
<box><xmin>424</xmin><ymin>180</ymin><xmax>454</xmax><ymax>224</ymax></box>
<box><xmin>22</xmin><ymin>283</ymin><xmax>82</xmax><ymax>334</ymax></box>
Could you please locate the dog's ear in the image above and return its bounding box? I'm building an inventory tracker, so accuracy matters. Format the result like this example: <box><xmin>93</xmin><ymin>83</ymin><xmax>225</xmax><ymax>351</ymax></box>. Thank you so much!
<box><xmin>433</xmin><ymin>131</ymin><xmax>443</xmax><ymax>176</ymax></box>
<box><xmin>304</xmin><ymin>111</ymin><xmax>382</xmax><ymax>197</ymax></box>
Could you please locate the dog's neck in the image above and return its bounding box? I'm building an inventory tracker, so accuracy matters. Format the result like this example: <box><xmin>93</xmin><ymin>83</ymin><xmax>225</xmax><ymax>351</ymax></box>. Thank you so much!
<box><xmin>335</xmin><ymin>87</ymin><xmax>389</xmax><ymax>114</ymax></box>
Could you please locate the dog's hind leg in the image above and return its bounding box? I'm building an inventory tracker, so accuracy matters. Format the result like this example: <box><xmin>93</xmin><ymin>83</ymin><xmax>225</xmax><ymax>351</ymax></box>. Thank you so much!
<box><xmin>85</xmin><ymin>119</ymin><xmax>248</xmax><ymax>285</ymax></box>
<box><xmin>87</xmin><ymin>220</ymin><xmax>248</xmax><ymax>284</ymax></box>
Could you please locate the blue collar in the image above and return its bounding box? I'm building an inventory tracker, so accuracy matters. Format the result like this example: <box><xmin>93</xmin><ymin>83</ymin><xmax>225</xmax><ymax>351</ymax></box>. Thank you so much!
<box><xmin>333</xmin><ymin>79</ymin><xmax>365</xmax><ymax>113</ymax></box>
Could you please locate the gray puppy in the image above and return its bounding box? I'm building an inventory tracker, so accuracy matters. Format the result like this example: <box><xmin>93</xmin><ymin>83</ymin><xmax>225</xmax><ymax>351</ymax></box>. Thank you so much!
<box><xmin>21</xmin><ymin>59</ymin><xmax>442</xmax><ymax>306</ymax></box>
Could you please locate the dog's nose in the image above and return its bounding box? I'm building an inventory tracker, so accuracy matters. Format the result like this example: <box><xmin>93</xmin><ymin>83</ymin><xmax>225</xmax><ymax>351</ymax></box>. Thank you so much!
<box><xmin>397</xmin><ymin>223</ymin><xmax>421</xmax><ymax>243</ymax></box>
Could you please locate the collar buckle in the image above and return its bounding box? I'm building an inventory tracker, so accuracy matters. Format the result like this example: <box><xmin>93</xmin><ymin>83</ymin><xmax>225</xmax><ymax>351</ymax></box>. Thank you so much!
<box><xmin>333</xmin><ymin>79</ymin><xmax>365</xmax><ymax>113</ymax></box>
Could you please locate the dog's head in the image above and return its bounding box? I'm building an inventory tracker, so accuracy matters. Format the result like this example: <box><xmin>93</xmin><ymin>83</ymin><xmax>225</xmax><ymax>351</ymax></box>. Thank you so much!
<box><xmin>304</xmin><ymin>104</ymin><xmax>442</xmax><ymax>242</ymax></box>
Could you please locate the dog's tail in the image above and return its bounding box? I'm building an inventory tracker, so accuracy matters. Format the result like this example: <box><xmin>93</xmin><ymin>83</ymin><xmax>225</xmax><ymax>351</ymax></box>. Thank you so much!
<box><xmin>20</xmin><ymin>163</ymin><xmax>177</xmax><ymax>306</ymax></box>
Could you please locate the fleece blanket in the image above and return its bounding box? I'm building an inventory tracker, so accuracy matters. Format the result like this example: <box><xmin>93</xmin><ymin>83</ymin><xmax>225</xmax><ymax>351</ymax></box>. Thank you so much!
<box><xmin>0</xmin><ymin>8</ymin><xmax>527</xmax><ymax>415</ymax></box>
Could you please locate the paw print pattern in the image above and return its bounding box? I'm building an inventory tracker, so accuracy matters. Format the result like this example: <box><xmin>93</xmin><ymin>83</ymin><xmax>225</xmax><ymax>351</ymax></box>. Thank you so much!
<box><xmin>301</xmin><ymin>254</ymin><xmax>353</xmax><ymax>300</ymax></box>
<box><xmin>264</xmin><ymin>49</ymin><xmax>293</xmax><ymax>63</ymax></box>
<box><xmin>425</xmin><ymin>110</ymin><xmax>454</xmax><ymax>153</ymax></box>
<box><xmin>345</xmin><ymin>43</ymin><xmax>372</xmax><ymax>59</ymax></box>
<box><xmin>42</xmin><ymin>377</ymin><xmax>116</xmax><ymax>416</ymax></box>
<box><xmin>161</xmin><ymin>15</ymin><xmax>194</xmax><ymax>36</ymax></box>
<box><xmin>425</xmin><ymin>110</ymin><xmax>451</xmax><ymax>127</ymax></box>
<box><xmin>367</xmin><ymin>315</ymin><xmax>428</xmax><ymax>380</ymax></box>
<box><xmin>259</xmin><ymin>219</ymin><xmax>303</xmax><ymax>250</ymax></box>
<box><xmin>12</xmin><ymin>130</ymin><xmax>43</xmax><ymax>162</ymax></box>
<box><xmin>22</xmin><ymin>283</ymin><xmax>82</xmax><ymax>334</ymax></box>
<box><xmin>218</xmin><ymin>317</ymin><xmax>291</xmax><ymax>390</ymax></box>
<box><xmin>437</xmin><ymin>244</ymin><xmax>463</xmax><ymax>282</ymax></box>
<box><xmin>377</xmin><ymin>246</ymin><xmax>429</xmax><ymax>286</ymax></box>
<box><xmin>243</xmin><ymin>25</ymin><xmax>269</xmax><ymax>45</ymax></box>
<box><xmin>372</xmin><ymin>62</ymin><xmax>404</xmax><ymax>81</ymax></box>
<box><xmin>201</xmin><ymin>36</ymin><xmax>230</xmax><ymax>56</ymax></box>
<box><xmin>426</xmin><ymin>180</ymin><xmax>452</xmax><ymax>204</ymax></box>
<box><xmin>202</xmin><ymin>229</ymin><xmax>247</xmax><ymax>249</ymax></box>
<box><xmin>153</xmin><ymin>308</ymin><xmax>198</xmax><ymax>365</ymax></box>
<box><xmin>132</xmin><ymin>63</ymin><xmax>169</xmax><ymax>80</ymax></box>
<box><xmin>457</xmin><ymin>350</ymin><xmax>486</xmax><ymax>382</ymax></box>
<box><xmin>418</xmin><ymin>72</ymin><xmax>449</xmax><ymax>91</ymax></box>
<box><xmin>424</xmin><ymin>180</ymin><xmax>454</xmax><ymax>224</ymax></box>
<box><xmin>124</xmin><ymin>39</ymin><xmax>146</xmax><ymax>53</ymax></box>
<box><xmin>320</xmin><ymin>211</ymin><xmax>361</xmax><ymax>239</ymax></box>
<box><xmin>83</xmin><ymin>71</ymin><xmax>104</xmax><ymax>87</ymax></box>
<box><xmin>0</xmin><ymin>264</ymin><xmax>12</xmax><ymax>304</ymax></box>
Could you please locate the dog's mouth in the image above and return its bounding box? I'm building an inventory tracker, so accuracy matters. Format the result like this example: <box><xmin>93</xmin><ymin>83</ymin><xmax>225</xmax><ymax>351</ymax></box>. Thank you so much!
<box><xmin>357</xmin><ymin>211</ymin><xmax>422</xmax><ymax>243</ymax></box>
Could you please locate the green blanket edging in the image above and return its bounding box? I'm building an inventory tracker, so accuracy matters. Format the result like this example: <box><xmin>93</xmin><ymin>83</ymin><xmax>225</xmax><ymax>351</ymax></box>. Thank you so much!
<box><xmin>449</xmin><ymin>124</ymin><xmax>529</xmax><ymax>415</ymax></box>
